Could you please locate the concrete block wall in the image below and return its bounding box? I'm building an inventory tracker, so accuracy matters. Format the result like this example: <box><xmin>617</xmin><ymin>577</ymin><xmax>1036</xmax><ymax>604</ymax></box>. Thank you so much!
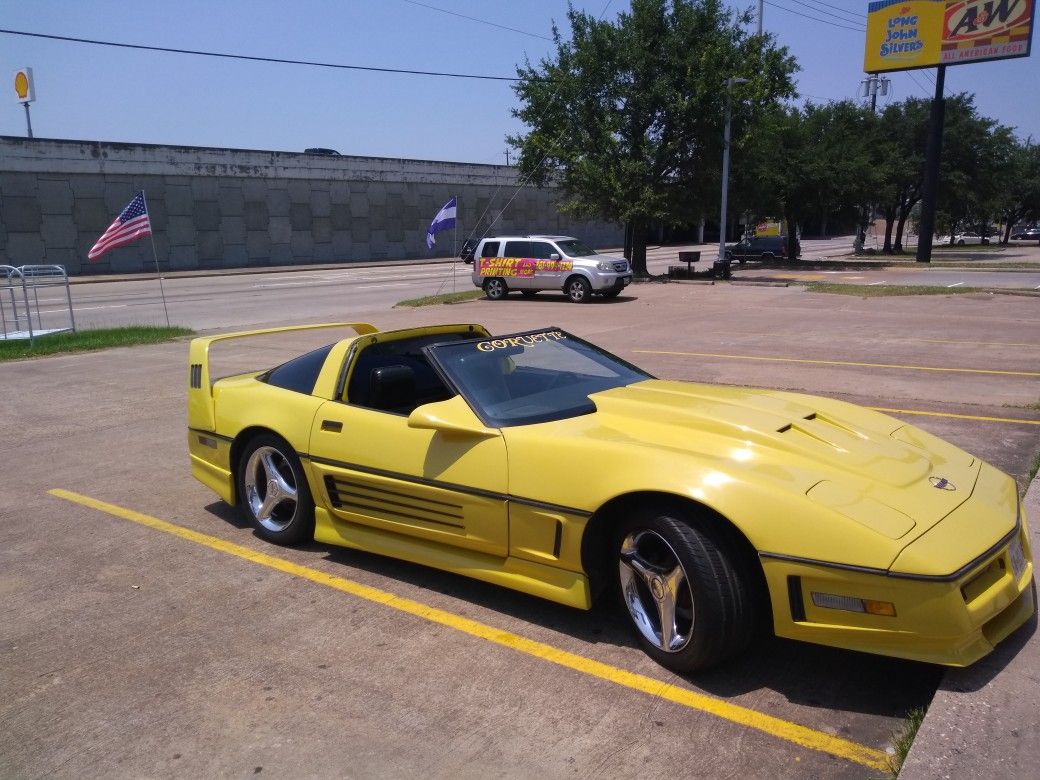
<box><xmin>0</xmin><ymin>137</ymin><xmax>623</xmax><ymax>275</ymax></box>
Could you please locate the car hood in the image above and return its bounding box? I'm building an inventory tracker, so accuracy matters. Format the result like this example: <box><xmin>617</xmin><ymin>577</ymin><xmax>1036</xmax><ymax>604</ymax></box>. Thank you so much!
<box><xmin>586</xmin><ymin>379</ymin><xmax>978</xmax><ymax>540</ymax></box>
<box><xmin>583</xmin><ymin>252</ymin><xmax>628</xmax><ymax>264</ymax></box>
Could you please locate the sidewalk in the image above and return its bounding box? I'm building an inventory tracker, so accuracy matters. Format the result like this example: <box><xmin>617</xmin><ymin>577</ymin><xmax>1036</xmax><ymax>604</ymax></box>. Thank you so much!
<box><xmin>899</xmin><ymin>472</ymin><xmax>1040</xmax><ymax>779</ymax></box>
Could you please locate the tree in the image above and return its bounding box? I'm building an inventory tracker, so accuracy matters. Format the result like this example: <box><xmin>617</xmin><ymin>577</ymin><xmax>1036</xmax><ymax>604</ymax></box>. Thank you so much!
<box><xmin>508</xmin><ymin>0</ymin><xmax>797</xmax><ymax>276</ymax></box>
<box><xmin>996</xmin><ymin>138</ymin><xmax>1040</xmax><ymax>243</ymax></box>
<box><xmin>874</xmin><ymin>98</ymin><xmax>929</xmax><ymax>253</ymax></box>
<box><xmin>732</xmin><ymin>101</ymin><xmax>879</xmax><ymax>258</ymax></box>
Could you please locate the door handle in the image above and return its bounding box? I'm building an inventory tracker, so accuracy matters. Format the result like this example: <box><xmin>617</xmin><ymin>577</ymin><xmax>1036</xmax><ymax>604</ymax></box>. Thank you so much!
<box><xmin>320</xmin><ymin>420</ymin><xmax>343</xmax><ymax>433</ymax></box>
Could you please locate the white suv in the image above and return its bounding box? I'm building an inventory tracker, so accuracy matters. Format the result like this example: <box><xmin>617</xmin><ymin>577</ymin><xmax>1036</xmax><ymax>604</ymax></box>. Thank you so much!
<box><xmin>469</xmin><ymin>235</ymin><xmax>632</xmax><ymax>303</ymax></box>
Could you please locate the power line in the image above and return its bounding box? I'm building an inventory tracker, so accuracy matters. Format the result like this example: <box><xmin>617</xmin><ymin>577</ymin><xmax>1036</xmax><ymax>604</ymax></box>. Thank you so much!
<box><xmin>763</xmin><ymin>1</ymin><xmax>865</xmax><ymax>32</ymax></box>
<box><xmin>0</xmin><ymin>28</ymin><xmax>521</xmax><ymax>82</ymax></box>
<box><xmin>400</xmin><ymin>1</ymin><xmax>552</xmax><ymax>41</ymax></box>
<box><xmin>904</xmin><ymin>70</ymin><xmax>932</xmax><ymax>96</ymax></box>
<box><xmin>797</xmin><ymin>0</ymin><xmax>866</xmax><ymax>24</ymax></box>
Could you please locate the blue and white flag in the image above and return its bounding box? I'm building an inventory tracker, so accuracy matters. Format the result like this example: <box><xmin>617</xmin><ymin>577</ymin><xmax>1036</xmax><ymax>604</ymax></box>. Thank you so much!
<box><xmin>426</xmin><ymin>196</ymin><xmax>457</xmax><ymax>249</ymax></box>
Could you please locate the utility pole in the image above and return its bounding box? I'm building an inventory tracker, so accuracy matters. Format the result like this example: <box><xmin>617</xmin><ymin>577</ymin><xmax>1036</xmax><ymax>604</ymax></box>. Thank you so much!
<box><xmin>860</xmin><ymin>73</ymin><xmax>890</xmax><ymax>113</ymax></box>
<box><xmin>718</xmin><ymin>78</ymin><xmax>749</xmax><ymax>269</ymax></box>
<box><xmin>505</xmin><ymin>148</ymin><xmax>511</xmax><ymax>165</ymax></box>
<box><xmin>757</xmin><ymin>1</ymin><xmax>763</xmax><ymax>35</ymax></box>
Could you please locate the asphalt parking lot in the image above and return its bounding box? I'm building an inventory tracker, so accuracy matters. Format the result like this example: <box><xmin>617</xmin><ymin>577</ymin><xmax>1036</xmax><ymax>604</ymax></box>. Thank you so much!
<box><xmin>2</xmin><ymin>281</ymin><xmax>1038</xmax><ymax>777</ymax></box>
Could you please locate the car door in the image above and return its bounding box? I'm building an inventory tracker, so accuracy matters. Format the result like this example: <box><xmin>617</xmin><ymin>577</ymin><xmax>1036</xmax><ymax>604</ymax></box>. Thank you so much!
<box><xmin>501</xmin><ymin>240</ymin><xmax>535</xmax><ymax>290</ymax></box>
<box><xmin>306</xmin><ymin>343</ymin><xmax>509</xmax><ymax>557</ymax></box>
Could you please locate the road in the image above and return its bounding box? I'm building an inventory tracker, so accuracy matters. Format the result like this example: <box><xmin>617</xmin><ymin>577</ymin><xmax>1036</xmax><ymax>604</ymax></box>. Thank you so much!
<box><xmin>20</xmin><ymin>237</ymin><xmax>1034</xmax><ymax>335</ymax></box>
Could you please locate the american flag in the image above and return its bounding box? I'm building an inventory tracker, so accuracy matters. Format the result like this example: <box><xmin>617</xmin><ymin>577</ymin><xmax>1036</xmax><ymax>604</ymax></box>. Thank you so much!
<box><xmin>88</xmin><ymin>192</ymin><xmax>152</xmax><ymax>261</ymax></box>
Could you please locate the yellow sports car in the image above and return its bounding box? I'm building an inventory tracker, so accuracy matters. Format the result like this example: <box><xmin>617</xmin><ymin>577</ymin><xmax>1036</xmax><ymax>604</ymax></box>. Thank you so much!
<box><xmin>188</xmin><ymin>322</ymin><xmax>1035</xmax><ymax>672</ymax></box>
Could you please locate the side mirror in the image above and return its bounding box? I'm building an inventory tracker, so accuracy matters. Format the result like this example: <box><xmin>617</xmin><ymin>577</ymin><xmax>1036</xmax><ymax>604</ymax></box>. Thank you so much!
<box><xmin>549</xmin><ymin>252</ymin><xmax>561</xmax><ymax>260</ymax></box>
<box><xmin>407</xmin><ymin>396</ymin><xmax>499</xmax><ymax>438</ymax></box>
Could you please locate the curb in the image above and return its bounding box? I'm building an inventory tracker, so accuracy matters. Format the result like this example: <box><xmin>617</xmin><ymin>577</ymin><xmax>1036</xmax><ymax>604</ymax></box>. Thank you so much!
<box><xmin>899</xmin><ymin>470</ymin><xmax>1040</xmax><ymax>778</ymax></box>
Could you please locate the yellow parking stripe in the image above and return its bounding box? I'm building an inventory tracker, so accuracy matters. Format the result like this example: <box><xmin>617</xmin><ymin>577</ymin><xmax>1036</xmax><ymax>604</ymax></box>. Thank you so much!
<box><xmin>634</xmin><ymin>350</ymin><xmax>1040</xmax><ymax>377</ymax></box>
<box><xmin>50</xmin><ymin>488</ymin><xmax>890</xmax><ymax>772</ymax></box>
<box><xmin>869</xmin><ymin>407</ymin><xmax>1040</xmax><ymax>426</ymax></box>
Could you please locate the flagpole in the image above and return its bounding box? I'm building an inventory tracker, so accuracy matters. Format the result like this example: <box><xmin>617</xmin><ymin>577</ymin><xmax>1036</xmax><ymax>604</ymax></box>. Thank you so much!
<box><xmin>141</xmin><ymin>191</ymin><xmax>171</xmax><ymax>327</ymax></box>
<box><xmin>453</xmin><ymin>194</ymin><xmax>457</xmax><ymax>293</ymax></box>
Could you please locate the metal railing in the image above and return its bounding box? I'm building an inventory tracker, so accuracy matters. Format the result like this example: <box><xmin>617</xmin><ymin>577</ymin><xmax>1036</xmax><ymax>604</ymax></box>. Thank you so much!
<box><xmin>1</xmin><ymin>265</ymin><xmax>76</xmax><ymax>345</ymax></box>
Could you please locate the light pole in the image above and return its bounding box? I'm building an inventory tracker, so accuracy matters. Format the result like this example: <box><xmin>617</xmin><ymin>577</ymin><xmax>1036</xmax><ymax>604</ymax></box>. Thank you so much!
<box><xmin>718</xmin><ymin>77</ymin><xmax>748</xmax><ymax>273</ymax></box>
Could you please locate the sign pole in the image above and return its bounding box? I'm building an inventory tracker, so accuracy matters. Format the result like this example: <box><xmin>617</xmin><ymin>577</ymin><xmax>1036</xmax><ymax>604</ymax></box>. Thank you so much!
<box><xmin>141</xmin><ymin>191</ymin><xmax>171</xmax><ymax>326</ymax></box>
<box><xmin>22</xmin><ymin>102</ymin><xmax>32</xmax><ymax>138</ymax></box>
<box><xmin>915</xmin><ymin>65</ymin><xmax>946</xmax><ymax>264</ymax></box>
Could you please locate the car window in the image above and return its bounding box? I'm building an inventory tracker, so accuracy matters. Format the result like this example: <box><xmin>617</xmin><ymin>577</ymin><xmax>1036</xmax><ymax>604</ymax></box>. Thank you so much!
<box><xmin>554</xmin><ymin>239</ymin><xmax>596</xmax><ymax>257</ymax></box>
<box><xmin>426</xmin><ymin>328</ymin><xmax>652</xmax><ymax>427</ymax></box>
<box><xmin>479</xmin><ymin>241</ymin><xmax>500</xmax><ymax>258</ymax></box>
<box><xmin>262</xmin><ymin>344</ymin><xmax>335</xmax><ymax>394</ymax></box>
<box><xmin>503</xmin><ymin>241</ymin><xmax>531</xmax><ymax>257</ymax></box>
<box><xmin>526</xmin><ymin>242</ymin><xmax>556</xmax><ymax>259</ymax></box>
<box><xmin>345</xmin><ymin>333</ymin><xmax>466</xmax><ymax>414</ymax></box>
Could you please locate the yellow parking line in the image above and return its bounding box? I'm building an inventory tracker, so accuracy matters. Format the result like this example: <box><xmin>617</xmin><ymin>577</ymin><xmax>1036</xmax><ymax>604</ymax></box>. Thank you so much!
<box><xmin>634</xmin><ymin>350</ymin><xmax>1040</xmax><ymax>377</ymax></box>
<box><xmin>50</xmin><ymin>488</ymin><xmax>890</xmax><ymax>772</ymax></box>
<box><xmin>869</xmin><ymin>407</ymin><xmax>1040</xmax><ymax>426</ymax></box>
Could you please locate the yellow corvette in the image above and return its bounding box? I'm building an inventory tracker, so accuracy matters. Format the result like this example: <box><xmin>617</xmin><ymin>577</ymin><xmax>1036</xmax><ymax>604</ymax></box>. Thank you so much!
<box><xmin>188</xmin><ymin>322</ymin><xmax>1034</xmax><ymax>672</ymax></box>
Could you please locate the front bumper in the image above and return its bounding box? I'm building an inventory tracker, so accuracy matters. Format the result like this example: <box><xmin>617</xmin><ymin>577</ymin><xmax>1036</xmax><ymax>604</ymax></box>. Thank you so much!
<box><xmin>763</xmin><ymin>515</ymin><xmax>1035</xmax><ymax>666</ymax></box>
<box><xmin>589</xmin><ymin>272</ymin><xmax>631</xmax><ymax>292</ymax></box>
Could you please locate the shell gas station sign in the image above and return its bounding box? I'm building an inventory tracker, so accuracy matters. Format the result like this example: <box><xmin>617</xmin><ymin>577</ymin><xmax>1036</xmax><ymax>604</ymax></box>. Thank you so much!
<box><xmin>14</xmin><ymin>67</ymin><xmax>36</xmax><ymax>103</ymax></box>
<box><xmin>865</xmin><ymin>0</ymin><xmax>1035</xmax><ymax>72</ymax></box>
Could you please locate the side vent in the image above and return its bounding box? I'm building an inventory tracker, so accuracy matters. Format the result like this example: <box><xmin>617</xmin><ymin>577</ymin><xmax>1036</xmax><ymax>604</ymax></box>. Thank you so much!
<box><xmin>190</xmin><ymin>363</ymin><xmax>203</xmax><ymax>389</ymax></box>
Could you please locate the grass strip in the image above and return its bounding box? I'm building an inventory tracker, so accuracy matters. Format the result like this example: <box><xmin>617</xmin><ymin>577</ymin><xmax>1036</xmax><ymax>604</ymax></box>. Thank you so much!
<box><xmin>0</xmin><ymin>325</ymin><xmax>193</xmax><ymax>361</ymax></box>
<box><xmin>889</xmin><ymin>707</ymin><xmax>926</xmax><ymax>776</ymax></box>
<box><xmin>804</xmin><ymin>283</ymin><xmax>980</xmax><ymax>297</ymax></box>
<box><xmin>397</xmin><ymin>290</ymin><xmax>483</xmax><ymax>307</ymax></box>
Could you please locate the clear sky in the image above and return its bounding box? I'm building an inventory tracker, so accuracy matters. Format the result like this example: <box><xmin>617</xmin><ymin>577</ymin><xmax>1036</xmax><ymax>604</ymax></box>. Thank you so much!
<box><xmin>1</xmin><ymin>1</ymin><xmax>1037</xmax><ymax>164</ymax></box>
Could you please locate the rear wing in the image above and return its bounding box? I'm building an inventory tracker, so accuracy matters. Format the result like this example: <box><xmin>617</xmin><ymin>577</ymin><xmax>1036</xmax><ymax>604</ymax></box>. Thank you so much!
<box><xmin>188</xmin><ymin>322</ymin><xmax>377</xmax><ymax>431</ymax></box>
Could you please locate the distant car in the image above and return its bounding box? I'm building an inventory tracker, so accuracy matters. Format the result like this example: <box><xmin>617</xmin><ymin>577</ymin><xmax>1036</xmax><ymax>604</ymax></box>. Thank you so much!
<box><xmin>188</xmin><ymin>321</ymin><xmax>1035</xmax><ymax>672</ymax></box>
<box><xmin>470</xmin><ymin>235</ymin><xmax>631</xmax><ymax>303</ymax></box>
<box><xmin>1010</xmin><ymin>227</ymin><xmax>1040</xmax><ymax>241</ymax></box>
<box><xmin>304</xmin><ymin>148</ymin><xmax>341</xmax><ymax>156</ymax></box>
<box><xmin>950</xmin><ymin>232</ymin><xmax>989</xmax><ymax>246</ymax></box>
<box><xmin>724</xmin><ymin>235</ymin><xmax>798</xmax><ymax>262</ymax></box>
<box><xmin>459</xmin><ymin>238</ymin><xmax>478</xmax><ymax>264</ymax></box>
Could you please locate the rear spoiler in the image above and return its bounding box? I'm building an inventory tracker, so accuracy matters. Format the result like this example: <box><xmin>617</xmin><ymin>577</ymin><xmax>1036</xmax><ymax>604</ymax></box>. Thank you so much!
<box><xmin>188</xmin><ymin>322</ymin><xmax>377</xmax><ymax>431</ymax></box>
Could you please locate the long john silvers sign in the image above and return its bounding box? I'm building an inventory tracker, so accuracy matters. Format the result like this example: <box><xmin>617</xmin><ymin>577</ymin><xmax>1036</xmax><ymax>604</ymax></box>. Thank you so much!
<box><xmin>865</xmin><ymin>0</ymin><xmax>1035</xmax><ymax>72</ymax></box>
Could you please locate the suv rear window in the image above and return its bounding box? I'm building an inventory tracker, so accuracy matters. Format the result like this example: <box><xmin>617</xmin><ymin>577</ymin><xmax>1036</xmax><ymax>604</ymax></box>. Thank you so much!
<box><xmin>480</xmin><ymin>241</ymin><xmax>500</xmax><ymax>258</ymax></box>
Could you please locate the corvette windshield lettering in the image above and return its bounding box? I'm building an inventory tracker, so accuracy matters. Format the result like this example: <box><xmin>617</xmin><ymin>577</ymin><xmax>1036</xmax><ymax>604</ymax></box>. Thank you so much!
<box><xmin>476</xmin><ymin>330</ymin><xmax>566</xmax><ymax>351</ymax></box>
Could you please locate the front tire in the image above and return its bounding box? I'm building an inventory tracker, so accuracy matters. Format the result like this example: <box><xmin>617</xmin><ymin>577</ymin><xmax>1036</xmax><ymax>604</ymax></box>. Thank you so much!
<box><xmin>615</xmin><ymin>508</ymin><xmax>756</xmax><ymax>672</ymax></box>
<box><xmin>565</xmin><ymin>276</ymin><xmax>592</xmax><ymax>303</ymax></box>
<box><xmin>237</xmin><ymin>434</ymin><xmax>315</xmax><ymax>545</ymax></box>
<box><xmin>483</xmin><ymin>277</ymin><xmax>508</xmax><ymax>300</ymax></box>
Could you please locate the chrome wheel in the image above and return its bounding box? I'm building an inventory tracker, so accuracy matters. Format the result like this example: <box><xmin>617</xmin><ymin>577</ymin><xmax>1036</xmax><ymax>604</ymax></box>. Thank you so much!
<box><xmin>619</xmin><ymin>529</ymin><xmax>695</xmax><ymax>653</ymax></box>
<box><xmin>244</xmin><ymin>445</ymin><xmax>300</xmax><ymax>532</ymax></box>
<box><xmin>566</xmin><ymin>276</ymin><xmax>591</xmax><ymax>303</ymax></box>
<box><xmin>484</xmin><ymin>277</ymin><xmax>508</xmax><ymax>300</ymax></box>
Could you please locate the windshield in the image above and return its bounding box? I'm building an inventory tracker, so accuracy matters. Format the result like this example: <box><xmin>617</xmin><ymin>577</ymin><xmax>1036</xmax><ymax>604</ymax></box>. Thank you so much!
<box><xmin>426</xmin><ymin>328</ymin><xmax>651</xmax><ymax>427</ymax></box>
<box><xmin>554</xmin><ymin>239</ymin><xmax>597</xmax><ymax>257</ymax></box>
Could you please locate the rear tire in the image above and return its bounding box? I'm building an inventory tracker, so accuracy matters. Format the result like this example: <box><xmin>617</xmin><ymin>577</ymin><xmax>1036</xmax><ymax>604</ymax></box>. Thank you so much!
<box><xmin>615</xmin><ymin>507</ymin><xmax>757</xmax><ymax>672</ymax></box>
<box><xmin>483</xmin><ymin>277</ymin><xmax>508</xmax><ymax>301</ymax></box>
<box><xmin>237</xmin><ymin>433</ymin><xmax>315</xmax><ymax>545</ymax></box>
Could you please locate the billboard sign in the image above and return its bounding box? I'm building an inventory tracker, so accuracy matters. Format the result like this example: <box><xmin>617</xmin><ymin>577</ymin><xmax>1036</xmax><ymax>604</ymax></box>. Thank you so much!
<box><xmin>865</xmin><ymin>0</ymin><xmax>1035</xmax><ymax>72</ymax></box>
